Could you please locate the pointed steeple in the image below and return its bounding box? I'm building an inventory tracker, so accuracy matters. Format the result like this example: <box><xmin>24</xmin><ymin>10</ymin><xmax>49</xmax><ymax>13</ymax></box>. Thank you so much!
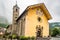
<box><xmin>16</xmin><ymin>0</ymin><xmax>17</xmax><ymax>5</ymax></box>
<box><xmin>13</xmin><ymin>0</ymin><xmax>19</xmax><ymax>9</ymax></box>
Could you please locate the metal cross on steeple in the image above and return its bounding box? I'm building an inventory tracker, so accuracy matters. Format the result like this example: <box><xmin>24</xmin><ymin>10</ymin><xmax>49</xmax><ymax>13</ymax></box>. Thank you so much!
<box><xmin>15</xmin><ymin>0</ymin><xmax>19</xmax><ymax>9</ymax></box>
<box><xmin>15</xmin><ymin>0</ymin><xmax>17</xmax><ymax>5</ymax></box>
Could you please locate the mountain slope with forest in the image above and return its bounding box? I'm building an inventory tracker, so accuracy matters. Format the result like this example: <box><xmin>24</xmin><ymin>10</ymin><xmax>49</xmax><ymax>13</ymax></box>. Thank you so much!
<box><xmin>49</xmin><ymin>22</ymin><xmax>60</xmax><ymax>28</ymax></box>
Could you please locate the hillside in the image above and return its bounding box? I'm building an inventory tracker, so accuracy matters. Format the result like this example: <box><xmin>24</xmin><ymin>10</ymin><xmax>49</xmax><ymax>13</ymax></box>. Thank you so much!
<box><xmin>0</xmin><ymin>16</ymin><xmax>8</xmax><ymax>28</ymax></box>
<box><xmin>0</xmin><ymin>23</ymin><xmax>8</xmax><ymax>28</ymax></box>
<box><xmin>49</xmin><ymin>22</ymin><xmax>60</xmax><ymax>28</ymax></box>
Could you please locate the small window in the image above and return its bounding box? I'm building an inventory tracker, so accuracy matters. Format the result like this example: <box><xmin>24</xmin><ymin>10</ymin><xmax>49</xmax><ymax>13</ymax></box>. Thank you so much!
<box><xmin>16</xmin><ymin>9</ymin><xmax>17</xmax><ymax>12</ymax></box>
<box><xmin>15</xmin><ymin>17</ymin><xmax>17</xmax><ymax>18</ymax></box>
<box><xmin>38</xmin><ymin>17</ymin><xmax>41</xmax><ymax>22</ymax></box>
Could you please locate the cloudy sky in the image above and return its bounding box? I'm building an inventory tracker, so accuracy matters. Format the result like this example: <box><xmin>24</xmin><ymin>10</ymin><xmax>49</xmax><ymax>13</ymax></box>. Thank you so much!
<box><xmin>0</xmin><ymin>0</ymin><xmax>60</xmax><ymax>24</ymax></box>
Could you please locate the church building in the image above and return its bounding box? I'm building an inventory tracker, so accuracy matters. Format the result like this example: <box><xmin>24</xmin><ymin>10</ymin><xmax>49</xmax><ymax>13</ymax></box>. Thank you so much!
<box><xmin>12</xmin><ymin>3</ymin><xmax>52</xmax><ymax>38</ymax></box>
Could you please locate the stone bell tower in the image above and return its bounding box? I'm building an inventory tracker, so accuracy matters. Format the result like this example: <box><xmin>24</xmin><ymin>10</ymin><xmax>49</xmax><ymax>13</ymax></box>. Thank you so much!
<box><xmin>12</xmin><ymin>1</ymin><xmax>19</xmax><ymax>34</ymax></box>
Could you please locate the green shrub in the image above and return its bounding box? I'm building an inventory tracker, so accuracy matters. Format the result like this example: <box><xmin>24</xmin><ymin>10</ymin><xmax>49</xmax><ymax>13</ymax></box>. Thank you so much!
<box><xmin>19</xmin><ymin>36</ymin><xmax>35</xmax><ymax>40</ymax></box>
<box><xmin>19</xmin><ymin>36</ymin><xmax>28</xmax><ymax>40</ymax></box>
<box><xmin>31</xmin><ymin>36</ymin><xmax>35</xmax><ymax>40</ymax></box>
<box><xmin>51</xmin><ymin>28</ymin><xmax>60</xmax><ymax>37</ymax></box>
<box><xmin>12</xmin><ymin>34</ymin><xmax>17</xmax><ymax>39</ymax></box>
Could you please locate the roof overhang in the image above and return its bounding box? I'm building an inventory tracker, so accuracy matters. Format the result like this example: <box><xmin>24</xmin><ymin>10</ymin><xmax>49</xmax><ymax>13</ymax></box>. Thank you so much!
<box><xmin>16</xmin><ymin>3</ymin><xmax>52</xmax><ymax>21</ymax></box>
<box><xmin>26</xmin><ymin>3</ymin><xmax>52</xmax><ymax>20</ymax></box>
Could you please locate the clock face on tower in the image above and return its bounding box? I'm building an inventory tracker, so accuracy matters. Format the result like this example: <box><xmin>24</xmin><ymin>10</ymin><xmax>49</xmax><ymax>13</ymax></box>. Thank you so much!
<box><xmin>36</xmin><ymin>8</ymin><xmax>43</xmax><ymax>16</ymax></box>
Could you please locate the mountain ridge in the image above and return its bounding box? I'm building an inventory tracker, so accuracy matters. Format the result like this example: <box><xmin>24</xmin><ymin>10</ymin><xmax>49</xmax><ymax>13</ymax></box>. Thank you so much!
<box><xmin>49</xmin><ymin>22</ymin><xmax>60</xmax><ymax>28</ymax></box>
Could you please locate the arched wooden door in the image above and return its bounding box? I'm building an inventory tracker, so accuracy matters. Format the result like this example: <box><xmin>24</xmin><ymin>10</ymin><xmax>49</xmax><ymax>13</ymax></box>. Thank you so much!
<box><xmin>36</xmin><ymin>26</ymin><xmax>43</xmax><ymax>37</ymax></box>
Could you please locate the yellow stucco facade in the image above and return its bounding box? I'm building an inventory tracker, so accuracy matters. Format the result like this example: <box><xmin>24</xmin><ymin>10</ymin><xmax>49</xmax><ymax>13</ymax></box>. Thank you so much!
<box><xmin>12</xmin><ymin>3</ymin><xmax>52</xmax><ymax>38</ymax></box>
<box><xmin>25</xmin><ymin>8</ymin><xmax>49</xmax><ymax>37</ymax></box>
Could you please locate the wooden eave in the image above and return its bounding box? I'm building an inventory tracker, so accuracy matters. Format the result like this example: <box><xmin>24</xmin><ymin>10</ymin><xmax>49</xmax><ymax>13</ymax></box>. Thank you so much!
<box><xmin>26</xmin><ymin>3</ymin><xmax>52</xmax><ymax>20</ymax></box>
<box><xmin>16</xmin><ymin>3</ymin><xmax>52</xmax><ymax>21</ymax></box>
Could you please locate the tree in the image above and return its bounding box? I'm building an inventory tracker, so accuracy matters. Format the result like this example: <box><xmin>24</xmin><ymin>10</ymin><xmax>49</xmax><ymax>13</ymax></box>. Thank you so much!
<box><xmin>51</xmin><ymin>28</ymin><xmax>60</xmax><ymax>37</ymax></box>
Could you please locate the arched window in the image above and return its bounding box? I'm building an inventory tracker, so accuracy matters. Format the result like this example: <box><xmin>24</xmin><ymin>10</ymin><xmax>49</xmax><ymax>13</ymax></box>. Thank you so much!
<box><xmin>16</xmin><ymin>9</ymin><xmax>17</xmax><ymax>12</ymax></box>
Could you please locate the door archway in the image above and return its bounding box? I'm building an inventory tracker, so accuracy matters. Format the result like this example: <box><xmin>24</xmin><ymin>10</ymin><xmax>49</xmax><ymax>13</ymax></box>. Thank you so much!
<box><xmin>36</xmin><ymin>25</ymin><xmax>43</xmax><ymax>37</ymax></box>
